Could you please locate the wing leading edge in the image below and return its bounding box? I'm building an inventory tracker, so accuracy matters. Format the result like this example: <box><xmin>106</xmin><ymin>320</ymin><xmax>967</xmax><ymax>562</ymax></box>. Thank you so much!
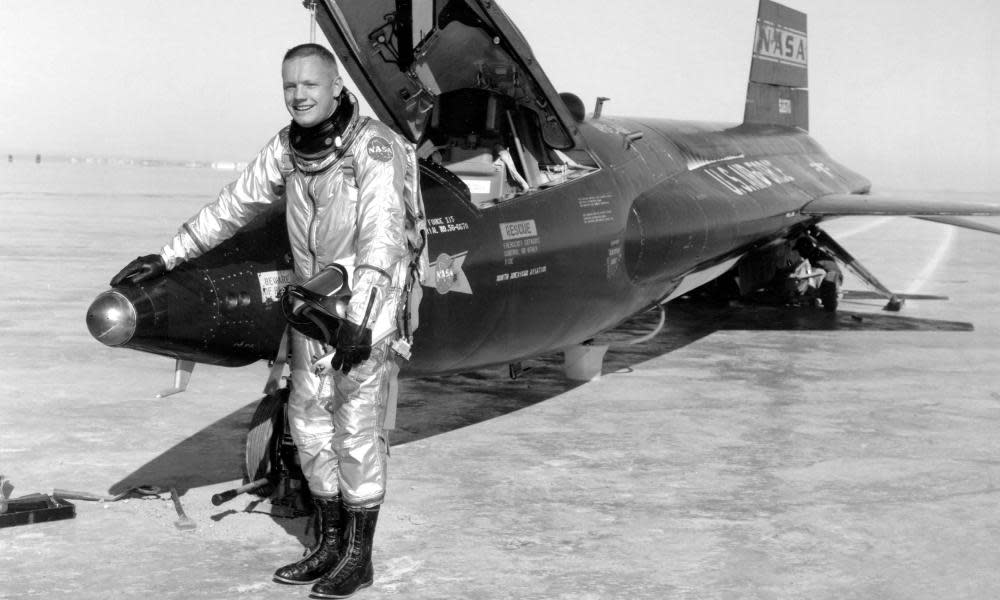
<box><xmin>802</xmin><ymin>193</ymin><xmax>1000</xmax><ymax>235</ymax></box>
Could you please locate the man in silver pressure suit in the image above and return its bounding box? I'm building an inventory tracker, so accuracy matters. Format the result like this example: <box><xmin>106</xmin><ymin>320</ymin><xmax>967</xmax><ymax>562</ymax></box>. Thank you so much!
<box><xmin>110</xmin><ymin>43</ymin><xmax>424</xmax><ymax>599</ymax></box>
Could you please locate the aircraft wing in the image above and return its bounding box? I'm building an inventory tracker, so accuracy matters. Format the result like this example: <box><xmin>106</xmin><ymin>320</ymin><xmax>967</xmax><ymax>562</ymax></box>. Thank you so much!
<box><xmin>802</xmin><ymin>193</ymin><xmax>1000</xmax><ymax>217</ymax></box>
<box><xmin>803</xmin><ymin>192</ymin><xmax>1000</xmax><ymax>217</ymax></box>
<box><xmin>803</xmin><ymin>193</ymin><xmax>1000</xmax><ymax>235</ymax></box>
<box><xmin>913</xmin><ymin>216</ymin><xmax>1000</xmax><ymax>236</ymax></box>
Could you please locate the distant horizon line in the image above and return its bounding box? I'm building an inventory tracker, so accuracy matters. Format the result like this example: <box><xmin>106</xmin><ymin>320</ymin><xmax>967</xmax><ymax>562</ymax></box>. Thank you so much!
<box><xmin>3</xmin><ymin>152</ymin><xmax>247</xmax><ymax>169</ymax></box>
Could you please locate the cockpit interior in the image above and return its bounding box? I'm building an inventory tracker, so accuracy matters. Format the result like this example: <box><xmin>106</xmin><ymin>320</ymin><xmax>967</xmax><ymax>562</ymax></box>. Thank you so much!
<box><xmin>418</xmin><ymin>88</ymin><xmax>598</xmax><ymax>208</ymax></box>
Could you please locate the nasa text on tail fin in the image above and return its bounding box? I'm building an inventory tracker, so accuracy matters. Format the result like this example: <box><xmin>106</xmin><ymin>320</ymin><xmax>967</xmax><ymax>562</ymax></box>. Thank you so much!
<box><xmin>744</xmin><ymin>0</ymin><xmax>809</xmax><ymax>130</ymax></box>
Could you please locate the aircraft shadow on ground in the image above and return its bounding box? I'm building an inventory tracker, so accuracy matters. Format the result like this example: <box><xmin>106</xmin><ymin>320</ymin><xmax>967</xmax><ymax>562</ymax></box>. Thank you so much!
<box><xmin>110</xmin><ymin>298</ymin><xmax>973</xmax><ymax>496</ymax></box>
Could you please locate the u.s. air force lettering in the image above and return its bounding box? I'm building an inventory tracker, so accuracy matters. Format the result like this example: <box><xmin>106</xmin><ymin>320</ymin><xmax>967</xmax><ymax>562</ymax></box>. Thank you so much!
<box><xmin>704</xmin><ymin>159</ymin><xmax>795</xmax><ymax>196</ymax></box>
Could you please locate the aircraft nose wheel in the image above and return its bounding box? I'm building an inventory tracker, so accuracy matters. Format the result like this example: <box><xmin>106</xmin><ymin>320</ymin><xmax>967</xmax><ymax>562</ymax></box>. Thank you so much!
<box><xmin>244</xmin><ymin>388</ymin><xmax>313</xmax><ymax>514</ymax></box>
<box><xmin>245</xmin><ymin>389</ymin><xmax>285</xmax><ymax>497</ymax></box>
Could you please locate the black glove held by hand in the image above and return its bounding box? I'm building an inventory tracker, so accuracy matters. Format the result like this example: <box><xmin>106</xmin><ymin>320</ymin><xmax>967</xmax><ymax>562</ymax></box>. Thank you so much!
<box><xmin>110</xmin><ymin>254</ymin><xmax>167</xmax><ymax>286</ymax></box>
<box><xmin>329</xmin><ymin>320</ymin><xmax>373</xmax><ymax>375</ymax></box>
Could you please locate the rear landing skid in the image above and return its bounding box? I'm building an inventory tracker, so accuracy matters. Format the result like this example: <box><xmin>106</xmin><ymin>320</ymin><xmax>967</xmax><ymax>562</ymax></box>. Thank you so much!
<box><xmin>841</xmin><ymin>291</ymin><xmax>949</xmax><ymax>302</ymax></box>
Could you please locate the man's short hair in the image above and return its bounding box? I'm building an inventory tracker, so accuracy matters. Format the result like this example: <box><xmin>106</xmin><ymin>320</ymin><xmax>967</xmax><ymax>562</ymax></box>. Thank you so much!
<box><xmin>283</xmin><ymin>43</ymin><xmax>338</xmax><ymax>72</ymax></box>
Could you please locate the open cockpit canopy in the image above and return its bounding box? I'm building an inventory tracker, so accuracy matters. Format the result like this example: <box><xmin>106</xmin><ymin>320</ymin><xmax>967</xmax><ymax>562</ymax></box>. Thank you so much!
<box><xmin>315</xmin><ymin>1</ymin><xmax>597</xmax><ymax>208</ymax></box>
<box><xmin>315</xmin><ymin>0</ymin><xmax>581</xmax><ymax>148</ymax></box>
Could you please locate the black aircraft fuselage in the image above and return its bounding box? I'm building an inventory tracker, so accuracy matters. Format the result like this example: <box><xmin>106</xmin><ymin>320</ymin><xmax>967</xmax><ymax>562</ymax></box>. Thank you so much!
<box><xmin>86</xmin><ymin>117</ymin><xmax>867</xmax><ymax>376</ymax></box>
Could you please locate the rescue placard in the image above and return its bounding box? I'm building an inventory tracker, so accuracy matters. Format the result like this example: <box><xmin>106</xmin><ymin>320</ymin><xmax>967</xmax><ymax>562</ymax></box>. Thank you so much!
<box><xmin>499</xmin><ymin>220</ymin><xmax>538</xmax><ymax>241</ymax></box>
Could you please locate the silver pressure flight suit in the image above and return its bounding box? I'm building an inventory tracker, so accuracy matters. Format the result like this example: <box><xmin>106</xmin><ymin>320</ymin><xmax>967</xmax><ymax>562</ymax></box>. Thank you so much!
<box><xmin>158</xmin><ymin>94</ymin><xmax>420</xmax><ymax>507</ymax></box>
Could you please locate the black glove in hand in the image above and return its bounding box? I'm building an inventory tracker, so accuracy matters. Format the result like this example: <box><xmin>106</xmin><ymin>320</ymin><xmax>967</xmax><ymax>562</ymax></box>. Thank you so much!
<box><xmin>110</xmin><ymin>254</ymin><xmax>167</xmax><ymax>286</ymax></box>
<box><xmin>329</xmin><ymin>320</ymin><xmax>373</xmax><ymax>375</ymax></box>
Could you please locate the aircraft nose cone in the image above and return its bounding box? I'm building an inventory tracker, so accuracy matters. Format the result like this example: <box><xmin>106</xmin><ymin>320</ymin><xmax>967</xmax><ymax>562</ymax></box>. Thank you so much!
<box><xmin>86</xmin><ymin>290</ymin><xmax>137</xmax><ymax>346</ymax></box>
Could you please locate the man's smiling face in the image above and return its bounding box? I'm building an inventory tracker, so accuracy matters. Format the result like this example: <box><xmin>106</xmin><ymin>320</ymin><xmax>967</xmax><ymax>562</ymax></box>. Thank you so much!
<box><xmin>282</xmin><ymin>55</ymin><xmax>342</xmax><ymax>128</ymax></box>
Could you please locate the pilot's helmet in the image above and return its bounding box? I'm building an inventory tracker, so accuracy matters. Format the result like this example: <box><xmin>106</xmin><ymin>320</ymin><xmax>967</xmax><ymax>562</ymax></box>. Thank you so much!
<box><xmin>281</xmin><ymin>264</ymin><xmax>351</xmax><ymax>344</ymax></box>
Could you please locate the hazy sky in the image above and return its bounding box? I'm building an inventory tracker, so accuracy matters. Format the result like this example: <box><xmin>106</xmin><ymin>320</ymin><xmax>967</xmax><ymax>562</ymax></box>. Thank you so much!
<box><xmin>1</xmin><ymin>0</ymin><xmax>997</xmax><ymax>191</ymax></box>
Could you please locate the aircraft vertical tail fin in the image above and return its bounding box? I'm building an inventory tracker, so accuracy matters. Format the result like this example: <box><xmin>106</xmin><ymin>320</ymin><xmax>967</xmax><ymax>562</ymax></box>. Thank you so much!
<box><xmin>743</xmin><ymin>0</ymin><xmax>809</xmax><ymax>130</ymax></box>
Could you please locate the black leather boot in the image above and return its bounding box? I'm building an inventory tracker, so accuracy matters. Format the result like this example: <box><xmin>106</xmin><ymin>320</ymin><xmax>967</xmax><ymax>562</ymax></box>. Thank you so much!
<box><xmin>273</xmin><ymin>496</ymin><xmax>342</xmax><ymax>585</ymax></box>
<box><xmin>309</xmin><ymin>505</ymin><xmax>379</xmax><ymax>599</ymax></box>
